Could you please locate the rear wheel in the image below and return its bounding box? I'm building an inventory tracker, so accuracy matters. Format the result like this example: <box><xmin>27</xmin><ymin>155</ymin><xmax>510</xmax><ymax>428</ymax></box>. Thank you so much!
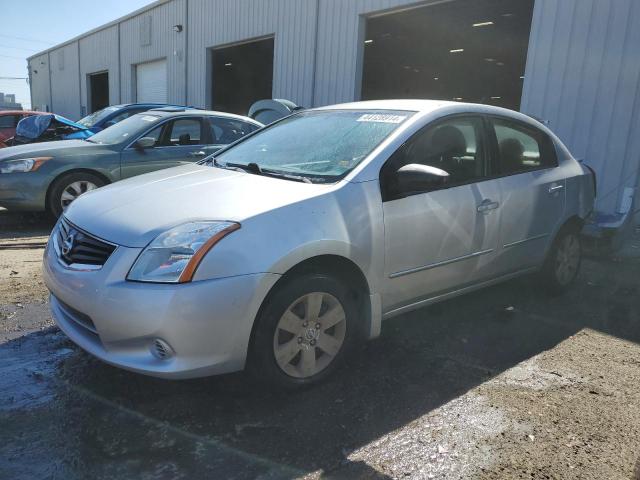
<box><xmin>249</xmin><ymin>273</ymin><xmax>357</xmax><ymax>389</ymax></box>
<box><xmin>540</xmin><ymin>225</ymin><xmax>582</xmax><ymax>295</ymax></box>
<box><xmin>48</xmin><ymin>172</ymin><xmax>105</xmax><ymax>218</ymax></box>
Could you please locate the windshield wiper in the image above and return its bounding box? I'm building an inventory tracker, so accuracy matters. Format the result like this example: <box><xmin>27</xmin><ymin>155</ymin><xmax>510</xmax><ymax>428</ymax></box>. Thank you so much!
<box><xmin>214</xmin><ymin>160</ymin><xmax>252</xmax><ymax>173</ymax></box>
<box><xmin>242</xmin><ymin>162</ymin><xmax>262</xmax><ymax>174</ymax></box>
<box><xmin>214</xmin><ymin>159</ymin><xmax>312</xmax><ymax>183</ymax></box>
<box><xmin>260</xmin><ymin>168</ymin><xmax>313</xmax><ymax>184</ymax></box>
<box><xmin>220</xmin><ymin>161</ymin><xmax>263</xmax><ymax>174</ymax></box>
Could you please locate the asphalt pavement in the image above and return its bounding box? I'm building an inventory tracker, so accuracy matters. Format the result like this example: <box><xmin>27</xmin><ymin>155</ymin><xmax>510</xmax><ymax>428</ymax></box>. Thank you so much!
<box><xmin>1</xmin><ymin>211</ymin><xmax>639</xmax><ymax>479</ymax></box>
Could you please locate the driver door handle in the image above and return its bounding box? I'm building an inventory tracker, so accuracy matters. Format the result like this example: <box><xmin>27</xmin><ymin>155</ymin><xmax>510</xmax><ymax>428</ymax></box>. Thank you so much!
<box><xmin>548</xmin><ymin>184</ymin><xmax>564</xmax><ymax>194</ymax></box>
<box><xmin>477</xmin><ymin>199</ymin><xmax>500</xmax><ymax>213</ymax></box>
<box><xmin>189</xmin><ymin>151</ymin><xmax>206</xmax><ymax>157</ymax></box>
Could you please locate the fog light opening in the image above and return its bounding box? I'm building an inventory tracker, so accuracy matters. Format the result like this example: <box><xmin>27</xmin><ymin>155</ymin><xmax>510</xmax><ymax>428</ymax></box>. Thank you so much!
<box><xmin>151</xmin><ymin>338</ymin><xmax>174</xmax><ymax>360</ymax></box>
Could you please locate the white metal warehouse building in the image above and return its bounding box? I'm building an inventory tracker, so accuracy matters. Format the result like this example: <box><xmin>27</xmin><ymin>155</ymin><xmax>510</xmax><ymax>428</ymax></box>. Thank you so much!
<box><xmin>28</xmin><ymin>0</ymin><xmax>640</xmax><ymax>230</ymax></box>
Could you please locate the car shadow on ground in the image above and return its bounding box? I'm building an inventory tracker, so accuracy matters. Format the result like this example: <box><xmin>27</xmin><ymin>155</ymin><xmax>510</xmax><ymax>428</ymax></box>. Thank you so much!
<box><xmin>2</xmin><ymin>243</ymin><xmax>639</xmax><ymax>479</ymax></box>
<box><xmin>0</xmin><ymin>212</ymin><xmax>54</xmax><ymax>240</ymax></box>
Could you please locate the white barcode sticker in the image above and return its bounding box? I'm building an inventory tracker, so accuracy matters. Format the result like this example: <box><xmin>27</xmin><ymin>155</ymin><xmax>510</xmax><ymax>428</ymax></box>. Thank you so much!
<box><xmin>357</xmin><ymin>114</ymin><xmax>406</xmax><ymax>124</ymax></box>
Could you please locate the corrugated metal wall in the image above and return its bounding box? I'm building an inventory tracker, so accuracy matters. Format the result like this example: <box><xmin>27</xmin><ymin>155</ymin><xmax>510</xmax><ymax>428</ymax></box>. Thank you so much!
<box><xmin>521</xmin><ymin>0</ymin><xmax>640</xmax><ymax>215</ymax></box>
<box><xmin>28</xmin><ymin>53</ymin><xmax>51</xmax><ymax>112</ymax></box>
<box><xmin>187</xmin><ymin>0</ymin><xmax>318</xmax><ymax>108</ymax></box>
<box><xmin>48</xmin><ymin>43</ymin><xmax>81</xmax><ymax>120</ymax></box>
<box><xmin>27</xmin><ymin>0</ymin><xmax>640</xmax><ymax>216</ymax></box>
<box><xmin>79</xmin><ymin>25</ymin><xmax>120</xmax><ymax>111</ymax></box>
<box><xmin>119</xmin><ymin>0</ymin><xmax>187</xmax><ymax>104</ymax></box>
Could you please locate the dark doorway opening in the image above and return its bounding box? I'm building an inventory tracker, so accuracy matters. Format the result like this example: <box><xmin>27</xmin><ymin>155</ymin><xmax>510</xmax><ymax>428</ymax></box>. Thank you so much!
<box><xmin>211</xmin><ymin>37</ymin><xmax>274</xmax><ymax>115</ymax></box>
<box><xmin>361</xmin><ymin>0</ymin><xmax>535</xmax><ymax>111</ymax></box>
<box><xmin>89</xmin><ymin>71</ymin><xmax>109</xmax><ymax>113</ymax></box>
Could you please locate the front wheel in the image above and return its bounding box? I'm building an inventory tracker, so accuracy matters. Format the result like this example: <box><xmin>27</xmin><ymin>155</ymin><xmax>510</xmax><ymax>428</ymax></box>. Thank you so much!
<box><xmin>48</xmin><ymin>172</ymin><xmax>105</xmax><ymax>218</ymax></box>
<box><xmin>249</xmin><ymin>273</ymin><xmax>358</xmax><ymax>390</ymax></box>
<box><xmin>539</xmin><ymin>226</ymin><xmax>582</xmax><ymax>295</ymax></box>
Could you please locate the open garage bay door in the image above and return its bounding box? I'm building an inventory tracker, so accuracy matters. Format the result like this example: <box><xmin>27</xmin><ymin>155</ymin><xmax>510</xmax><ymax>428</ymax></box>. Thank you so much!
<box><xmin>89</xmin><ymin>71</ymin><xmax>109</xmax><ymax>113</ymax></box>
<box><xmin>136</xmin><ymin>59</ymin><xmax>167</xmax><ymax>103</ymax></box>
<box><xmin>361</xmin><ymin>0</ymin><xmax>535</xmax><ymax>111</ymax></box>
<box><xmin>211</xmin><ymin>37</ymin><xmax>274</xmax><ymax>115</ymax></box>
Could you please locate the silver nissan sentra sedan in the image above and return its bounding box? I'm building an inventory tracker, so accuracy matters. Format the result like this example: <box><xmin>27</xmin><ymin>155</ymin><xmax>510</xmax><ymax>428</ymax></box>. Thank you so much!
<box><xmin>43</xmin><ymin>100</ymin><xmax>595</xmax><ymax>389</ymax></box>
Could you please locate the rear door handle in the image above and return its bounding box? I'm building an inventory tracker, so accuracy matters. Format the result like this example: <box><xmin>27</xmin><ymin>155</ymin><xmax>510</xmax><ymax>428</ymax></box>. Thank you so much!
<box><xmin>548</xmin><ymin>184</ymin><xmax>564</xmax><ymax>194</ymax></box>
<box><xmin>477</xmin><ymin>199</ymin><xmax>500</xmax><ymax>213</ymax></box>
<box><xmin>189</xmin><ymin>151</ymin><xmax>206</xmax><ymax>157</ymax></box>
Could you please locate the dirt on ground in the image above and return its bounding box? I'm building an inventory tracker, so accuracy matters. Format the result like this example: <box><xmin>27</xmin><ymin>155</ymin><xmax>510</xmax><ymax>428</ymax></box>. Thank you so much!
<box><xmin>0</xmin><ymin>232</ymin><xmax>49</xmax><ymax>303</ymax></box>
<box><xmin>1</xmin><ymin>212</ymin><xmax>640</xmax><ymax>479</ymax></box>
<box><xmin>0</xmin><ymin>217</ymin><xmax>53</xmax><ymax>341</ymax></box>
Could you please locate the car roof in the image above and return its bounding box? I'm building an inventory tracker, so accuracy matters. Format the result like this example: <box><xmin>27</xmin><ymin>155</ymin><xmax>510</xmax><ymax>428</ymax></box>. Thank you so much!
<box><xmin>138</xmin><ymin>108</ymin><xmax>262</xmax><ymax>125</ymax></box>
<box><xmin>0</xmin><ymin>110</ymin><xmax>42</xmax><ymax>116</ymax></box>
<box><xmin>317</xmin><ymin>99</ymin><xmax>456</xmax><ymax>113</ymax></box>
<box><xmin>119</xmin><ymin>103</ymin><xmax>192</xmax><ymax>109</ymax></box>
<box><xmin>315</xmin><ymin>99</ymin><xmax>548</xmax><ymax>131</ymax></box>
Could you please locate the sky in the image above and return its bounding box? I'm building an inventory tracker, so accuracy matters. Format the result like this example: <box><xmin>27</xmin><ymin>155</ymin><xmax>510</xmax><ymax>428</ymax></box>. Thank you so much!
<box><xmin>0</xmin><ymin>0</ymin><xmax>154</xmax><ymax>109</ymax></box>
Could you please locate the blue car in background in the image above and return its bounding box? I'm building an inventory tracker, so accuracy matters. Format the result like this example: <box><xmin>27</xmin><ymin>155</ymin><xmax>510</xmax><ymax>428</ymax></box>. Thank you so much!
<box><xmin>7</xmin><ymin>104</ymin><xmax>193</xmax><ymax>146</ymax></box>
<box><xmin>77</xmin><ymin>103</ymin><xmax>191</xmax><ymax>133</ymax></box>
<box><xmin>6</xmin><ymin>101</ymin><xmax>293</xmax><ymax>147</ymax></box>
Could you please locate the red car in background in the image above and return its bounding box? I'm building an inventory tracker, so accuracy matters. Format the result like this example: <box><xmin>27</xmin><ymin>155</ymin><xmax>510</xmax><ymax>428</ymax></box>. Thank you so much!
<box><xmin>0</xmin><ymin>111</ymin><xmax>44</xmax><ymax>148</ymax></box>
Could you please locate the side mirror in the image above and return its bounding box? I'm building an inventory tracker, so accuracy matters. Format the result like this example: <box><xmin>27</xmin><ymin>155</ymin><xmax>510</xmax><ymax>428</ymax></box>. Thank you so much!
<box><xmin>135</xmin><ymin>137</ymin><xmax>156</xmax><ymax>150</ymax></box>
<box><xmin>396</xmin><ymin>163</ymin><xmax>449</xmax><ymax>193</ymax></box>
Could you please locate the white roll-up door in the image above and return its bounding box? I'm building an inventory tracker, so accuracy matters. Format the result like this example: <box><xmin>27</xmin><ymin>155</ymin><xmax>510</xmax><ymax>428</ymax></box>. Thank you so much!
<box><xmin>136</xmin><ymin>59</ymin><xmax>167</xmax><ymax>103</ymax></box>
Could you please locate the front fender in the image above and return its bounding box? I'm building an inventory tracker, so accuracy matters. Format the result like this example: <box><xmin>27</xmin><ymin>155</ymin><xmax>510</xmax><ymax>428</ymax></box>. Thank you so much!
<box><xmin>191</xmin><ymin>181</ymin><xmax>385</xmax><ymax>295</ymax></box>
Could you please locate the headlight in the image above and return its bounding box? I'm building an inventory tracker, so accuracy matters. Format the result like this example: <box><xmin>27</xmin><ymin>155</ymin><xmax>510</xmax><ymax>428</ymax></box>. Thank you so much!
<box><xmin>0</xmin><ymin>157</ymin><xmax>51</xmax><ymax>174</ymax></box>
<box><xmin>127</xmin><ymin>221</ymin><xmax>240</xmax><ymax>283</ymax></box>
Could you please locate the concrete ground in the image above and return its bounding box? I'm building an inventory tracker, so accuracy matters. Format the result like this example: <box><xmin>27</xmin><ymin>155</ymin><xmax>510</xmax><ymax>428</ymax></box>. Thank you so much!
<box><xmin>1</xmin><ymin>209</ymin><xmax>640</xmax><ymax>479</ymax></box>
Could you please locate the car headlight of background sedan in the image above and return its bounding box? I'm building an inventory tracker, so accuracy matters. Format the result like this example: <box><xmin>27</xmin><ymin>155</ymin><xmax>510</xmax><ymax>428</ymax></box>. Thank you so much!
<box><xmin>127</xmin><ymin>221</ymin><xmax>240</xmax><ymax>283</ymax></box>
<box><xmin>0</xmin><ymin>157</ymin><xmax>51</xmax><ymax>174</ymax></box>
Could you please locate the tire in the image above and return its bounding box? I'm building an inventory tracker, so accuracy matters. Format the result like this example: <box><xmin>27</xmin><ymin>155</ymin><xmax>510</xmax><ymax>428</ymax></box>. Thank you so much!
<box><xmin>539</xmin><ymin>225</ymin><xmax>582</xmax><ymax>295</ymax></box>
<box><xmin>47</xmin><ymin>172</ymin><xmax>106</xmax><ymax>218</ymax></box>
<box><xmin>248</xmin><ymin>273</ymin><xmax>359</xmax><ymax>390</ymax></box>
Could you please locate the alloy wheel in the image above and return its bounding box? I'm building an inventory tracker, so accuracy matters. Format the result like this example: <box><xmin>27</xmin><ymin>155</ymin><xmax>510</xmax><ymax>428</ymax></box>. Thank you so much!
<box><xmin>272</xmin><ymin>292</ymin><xmax>347</xmax><ymax>378</ymax></box>
<box><xmin>60</xmin><ymin>181</ymin><xmax>98</xmax><ymax>211</ymax></box>
<box><xmin>555</xmin><ymin>233</ymin><xmax>580</xmax><ymax>286</ymax></box>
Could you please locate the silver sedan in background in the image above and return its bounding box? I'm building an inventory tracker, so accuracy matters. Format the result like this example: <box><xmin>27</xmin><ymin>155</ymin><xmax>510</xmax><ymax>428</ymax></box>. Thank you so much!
<box><xmin>43</xmin><ymin>100</ymin><xmax>595</xmax><ymax>389</ymax></box>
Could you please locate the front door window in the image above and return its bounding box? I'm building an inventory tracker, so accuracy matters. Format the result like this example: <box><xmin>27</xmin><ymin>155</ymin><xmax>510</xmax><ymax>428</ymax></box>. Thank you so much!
<box><xmin>381</xmin><ymin>116</ymin><xmax>487</xmax><ymax>200</ymax></box>
<box><xmin>166</xmin><ymin>119</ymin><xmax>202</xmax><ymax>146</ymax></box>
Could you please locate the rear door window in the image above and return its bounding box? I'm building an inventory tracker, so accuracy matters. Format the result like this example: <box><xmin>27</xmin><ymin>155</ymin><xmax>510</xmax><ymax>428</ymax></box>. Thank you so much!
<box><xmin>490</xmin><ymin>118</ymin><xmax>557</xmax><ymax>175</ymax></box>
<box><xmin>208</xmin><ymin>117</ymin><xmax>259</xmax><ymax>144</ymax></box>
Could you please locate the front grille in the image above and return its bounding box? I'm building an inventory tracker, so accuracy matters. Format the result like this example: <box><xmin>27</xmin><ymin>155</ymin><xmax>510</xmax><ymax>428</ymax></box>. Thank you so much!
<box><xmin>57</xmin><ymin>217</ymin><xmax>116</xmax><ymax>267</ymax></box>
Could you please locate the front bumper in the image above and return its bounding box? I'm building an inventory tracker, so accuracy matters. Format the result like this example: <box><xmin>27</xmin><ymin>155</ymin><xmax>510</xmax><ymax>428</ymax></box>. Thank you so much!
<box><xmin>43</xmin><ymin>237</ymin><xmax>280</xmax><ymax>379</ymax></box>
<box><xmin>0</xmin><ymin>171</ymin><xmax>48</xmax><ymax>211</ymax></box>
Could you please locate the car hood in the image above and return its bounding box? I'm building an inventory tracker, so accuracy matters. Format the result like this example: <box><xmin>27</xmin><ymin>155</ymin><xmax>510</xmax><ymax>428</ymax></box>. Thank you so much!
<box><xmin>0</xmin><ymin>140</ymin><xmax>101</xmax><ymax>160</ymax></box>
<box><xmin>64</xmin><ymin>164</ymin><xmax>333</xmax><ymax>247</ymax></box>
<box><xmin>16</xmin><ymin>113</ymin><xmax>87</xmax><ymax>139</ymax></box>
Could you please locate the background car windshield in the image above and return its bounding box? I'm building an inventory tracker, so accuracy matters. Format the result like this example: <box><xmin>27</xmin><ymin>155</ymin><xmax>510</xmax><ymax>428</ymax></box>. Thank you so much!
<box><xmin>87</xmin><ymin>114</ymin><xmax>161</xmax><ymax>145</ymax></box>
<box><xmin>215</xmin><ymin>110</ymin><xmax>413</xmax><ymax>180</ymax></box>
<box><xmin>77</xmin><ymin>106</ymin><xmax>120</xmax><ymax>127</ymax></box>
